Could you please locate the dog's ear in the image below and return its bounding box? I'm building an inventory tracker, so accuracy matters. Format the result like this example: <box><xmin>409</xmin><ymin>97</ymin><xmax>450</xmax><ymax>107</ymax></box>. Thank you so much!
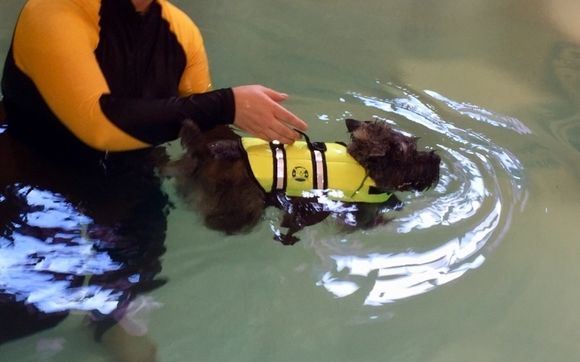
<box><xmin>345</xmin><ymin>118</ymin><xmax>363</xmax><ymax>133</ymax></box>
<box><xmin>179</xmin><ymin>119</ymin><xmax>208</xmax><ymax>157</ymax></box>
<box><xmin>179</xmin><ymin>119</ymin><xmax>203</xmax><ymax>148</ymax></box>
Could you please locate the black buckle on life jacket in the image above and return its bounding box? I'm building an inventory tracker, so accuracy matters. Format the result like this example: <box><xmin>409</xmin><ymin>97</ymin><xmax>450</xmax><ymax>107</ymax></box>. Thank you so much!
<box><xmin>295</xmin><ymin>130</ymin><xmax>326</xmax><ymax>152</ymax></box>
<box><xmin>368</xmin><ymin>185</ymin><xmax>388</xmax><ymax>195</ymax></box>
<box><xmin>310</xmin><ymin>142</ymin><xmax>326</xmax><ymax>152</ymax></box>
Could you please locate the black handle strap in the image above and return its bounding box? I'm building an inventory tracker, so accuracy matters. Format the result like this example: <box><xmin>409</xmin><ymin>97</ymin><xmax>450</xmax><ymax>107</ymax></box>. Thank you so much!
<box><xmin>293</xmin><ymin>129</ymin><xmax>328</xmax><ymax>189</ymax></box>
<box><xmin>295</xmin><ymin>129</ymin><xmax>326</xmax><ymax>152</ymax></box>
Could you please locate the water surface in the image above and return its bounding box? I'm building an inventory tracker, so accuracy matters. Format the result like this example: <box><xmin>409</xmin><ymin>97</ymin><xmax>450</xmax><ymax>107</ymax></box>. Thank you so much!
<box><xmin>1</xmin><ymin>0</ymin><xmax>580</xmax><ymax>361</ymax></box>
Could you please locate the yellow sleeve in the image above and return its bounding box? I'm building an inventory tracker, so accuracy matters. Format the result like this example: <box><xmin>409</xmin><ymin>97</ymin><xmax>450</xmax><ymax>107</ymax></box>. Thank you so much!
<box><xmin>12</xmin><ymin>0</ymin><xmax>148</xmax><ymax>151</ymax></box>
<box><xmin>160</xmin><ymin>1</ymin><xmax>212</xmax><ymax>95</ymax></box>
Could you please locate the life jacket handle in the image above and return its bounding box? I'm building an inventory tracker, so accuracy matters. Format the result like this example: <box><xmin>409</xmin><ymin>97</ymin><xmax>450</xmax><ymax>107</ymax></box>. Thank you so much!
<box><xmin>294</xmin><ymin>129</ymin><xmax>326</xmax><ymax>152</ymax></box>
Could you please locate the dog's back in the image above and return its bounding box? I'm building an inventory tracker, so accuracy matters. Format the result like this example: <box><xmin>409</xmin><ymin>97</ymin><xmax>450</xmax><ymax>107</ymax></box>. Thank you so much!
<box><xmin>169</xmin><ymin>121</ymin><xmax>266</xmax><ymax>234</ymax></box>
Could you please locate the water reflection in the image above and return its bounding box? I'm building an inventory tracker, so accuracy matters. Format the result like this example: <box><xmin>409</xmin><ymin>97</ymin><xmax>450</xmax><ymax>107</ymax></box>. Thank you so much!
<box><xmin>424</xmin><ymin>90</ymin><xmax>532</xmax><ymax>135</ymax></box>
<box><xmin>0</xmin><ymin>133</ymin><xmax>168</xmax><ymax>344</ymax></box>
<box><xmin>0</xmin><ymin>186</ymin><xmax>123</xmax><ymax>314</ymax></box>
<box><xmin>305</xmin><ymin>84</ymin><xmax>528</xmax><ymax>307</ymax></box>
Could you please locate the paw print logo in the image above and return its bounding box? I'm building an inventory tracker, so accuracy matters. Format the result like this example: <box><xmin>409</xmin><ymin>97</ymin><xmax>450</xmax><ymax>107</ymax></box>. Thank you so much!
<box><xmin>291</xmin><ymin>166</ymin><xmax>309</xmax><ymax>182</ymax></box>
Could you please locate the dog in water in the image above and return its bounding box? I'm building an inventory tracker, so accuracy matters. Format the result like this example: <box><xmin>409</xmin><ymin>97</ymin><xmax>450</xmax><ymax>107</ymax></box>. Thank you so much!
<box><xmin>166</xmin><ymin>119</ymin><xmax>440</xmax><ymax>244</ymax></box>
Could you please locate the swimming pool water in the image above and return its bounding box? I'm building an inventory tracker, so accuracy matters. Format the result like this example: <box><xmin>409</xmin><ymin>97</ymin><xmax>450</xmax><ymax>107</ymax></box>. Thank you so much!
<box><xmin>1</xmin><ymin>0</ymin><xmax>580</xmax><ymax>361</ymax></box>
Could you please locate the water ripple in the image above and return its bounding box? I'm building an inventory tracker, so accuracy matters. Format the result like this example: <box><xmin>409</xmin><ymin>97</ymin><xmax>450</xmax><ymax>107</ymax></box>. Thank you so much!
<box><xmin>308</xmin><ymin>84</ymin><xmax>528</xmax><ymax>309</ymax></box>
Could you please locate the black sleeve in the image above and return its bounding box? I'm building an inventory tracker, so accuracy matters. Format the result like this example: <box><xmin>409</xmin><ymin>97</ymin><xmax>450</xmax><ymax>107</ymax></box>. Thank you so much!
<box><xmin>99</xmin><ymin>88</ymin><xmax>235</xmax><ymax>145</ymax></box>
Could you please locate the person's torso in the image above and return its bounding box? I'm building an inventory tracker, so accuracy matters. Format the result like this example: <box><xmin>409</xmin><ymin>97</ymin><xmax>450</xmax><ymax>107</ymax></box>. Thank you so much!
<box><xmin>1</xmin><ymin>0</ymin><xmax>188</xmax><ymax>155</ymax></box>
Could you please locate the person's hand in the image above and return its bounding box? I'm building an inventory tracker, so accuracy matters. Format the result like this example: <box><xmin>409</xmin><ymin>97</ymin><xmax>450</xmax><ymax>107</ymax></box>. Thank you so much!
<box><xmin>232</xmin><ymin>85</ymin><xmax>308</xmax><ymax>144</ymax></box>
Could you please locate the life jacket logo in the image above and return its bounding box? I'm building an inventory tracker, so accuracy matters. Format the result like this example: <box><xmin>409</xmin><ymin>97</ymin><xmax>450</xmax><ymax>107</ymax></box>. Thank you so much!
<box><xmin>291</xmin><ymin>166</ymin><xmax>309</xmax><ymax>182</ymax></box>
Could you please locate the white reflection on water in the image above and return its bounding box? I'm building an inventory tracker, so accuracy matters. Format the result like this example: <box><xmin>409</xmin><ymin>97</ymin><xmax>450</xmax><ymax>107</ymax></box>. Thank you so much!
<box><xmin>425</xmin><ymin>90</ymin><xmax>532</xmax><ymax>135</ymax></box>
<box><xmin>0</xmin><ymin>186</ymin><xmax>123</xmax><ymax>314</ymax></box>
<box><xmin>311</xmin><ymin>85</ymin><xmax>527</xmax><ymax>306</ymax></box>
<box><xmin>397</xmin><ymin>145</ymin><xmax>486</xmax><ymax>232</ymax></box>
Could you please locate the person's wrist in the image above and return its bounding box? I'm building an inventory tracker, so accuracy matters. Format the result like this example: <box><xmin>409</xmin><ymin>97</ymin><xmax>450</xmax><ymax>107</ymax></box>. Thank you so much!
<box><xmin>222</xmin><ymin>87</ymin><xmax>235</xmax><ymax>125</ymax></box>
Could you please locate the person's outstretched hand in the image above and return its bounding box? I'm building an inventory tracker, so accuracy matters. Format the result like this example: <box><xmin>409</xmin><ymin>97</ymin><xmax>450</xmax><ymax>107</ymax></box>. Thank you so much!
<box><xmin>232</xmin><ymin>85</ymin><xmax>308</xmax><ymax>144</ymax></box>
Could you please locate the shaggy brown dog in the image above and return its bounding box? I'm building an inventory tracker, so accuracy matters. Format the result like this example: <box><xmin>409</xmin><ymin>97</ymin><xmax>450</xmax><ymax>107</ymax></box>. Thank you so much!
<box><xmin>166</xmin><ymin>119</ymin><xmax>440</xmax><ymax>245</ymax></box>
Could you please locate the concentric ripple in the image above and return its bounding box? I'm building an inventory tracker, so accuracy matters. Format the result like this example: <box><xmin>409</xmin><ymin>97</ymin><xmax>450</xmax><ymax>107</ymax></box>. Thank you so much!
<box><xmin>305</xmin><ymin>84</ymin><xmax>529</xmax><ymax>307</ymax></box>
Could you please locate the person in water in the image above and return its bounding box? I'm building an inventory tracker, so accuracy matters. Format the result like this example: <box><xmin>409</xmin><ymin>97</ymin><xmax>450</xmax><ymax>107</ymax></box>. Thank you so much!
<box><xmin>1</xmin><ymin>0</ymin><xmax>307</xmax><ymax>157</ymax></box>
<box><xmin>0</xmin><ymin>134</ymin><xmax>169</xmax><ymax>360</ymax></box>
<box><xmin>0</xmin><ymin>0</ymin><xmax>306</xmax><ymax>359</ymax></box>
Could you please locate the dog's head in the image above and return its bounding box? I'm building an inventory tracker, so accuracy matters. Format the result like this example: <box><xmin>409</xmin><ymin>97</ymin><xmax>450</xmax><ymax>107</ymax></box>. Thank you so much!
<box><xmin>345</xmin><ymin>119</ymin><xmax>440</xmax><ymax>192</ymax></box>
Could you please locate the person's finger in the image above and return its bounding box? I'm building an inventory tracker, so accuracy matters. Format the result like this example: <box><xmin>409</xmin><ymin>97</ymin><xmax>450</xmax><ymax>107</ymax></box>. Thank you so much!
<box><xmin>264</xmin><ymin>127</ymin><xmax>296</xmax><ymax>144</ymax></box>
<box><xmin>273</xmin><ymin>104</ymin><xmax>308</xmax><ymax>131</ymax></box>
<box><xmin>269</xmin><ymin>119</ymin><xmax>301</xmax><ymax>143</ymax></box>
<box><xmin>262</xmin><ymin>87</ymin><xmax>288</xmax><ymax>102</ymax></box>
<box><xmin>239</xmin><ymin>120</ymin><xmax>296</xmax><ymax>144</ymax></box>
<box><xmin>237</xmin><ymin>120</ymin><xmax>276</xmax><ymax>142</ymax></box>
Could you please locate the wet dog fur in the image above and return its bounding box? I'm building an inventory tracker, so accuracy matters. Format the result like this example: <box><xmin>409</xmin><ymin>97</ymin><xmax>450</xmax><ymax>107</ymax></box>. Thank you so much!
<box><xmin>166</xmin><ymin>119</ymin><xmax>440</xmax><ymax>244</ymax></box>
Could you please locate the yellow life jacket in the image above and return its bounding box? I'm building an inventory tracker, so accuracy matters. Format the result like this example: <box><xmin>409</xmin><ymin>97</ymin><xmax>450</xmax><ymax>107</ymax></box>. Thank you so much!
<box><xmin>241</xmin><ymin>138</ymin><xmax>393</xmax><ymax>203</ymax></box>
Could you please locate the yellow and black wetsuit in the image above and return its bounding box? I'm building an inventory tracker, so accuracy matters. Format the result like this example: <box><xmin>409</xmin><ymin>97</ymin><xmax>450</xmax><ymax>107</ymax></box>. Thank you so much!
<box><xmin>1</xmin><ymin>0</ymin><xmax>234</xmax><ymax>153</ymax></box>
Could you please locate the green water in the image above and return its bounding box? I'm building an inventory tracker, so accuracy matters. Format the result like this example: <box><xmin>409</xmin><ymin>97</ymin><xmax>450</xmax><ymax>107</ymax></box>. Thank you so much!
<box><xmin>1</xmin><ymin>0</ymin><xmax>580</xmax><ymax>361</ymax></box>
